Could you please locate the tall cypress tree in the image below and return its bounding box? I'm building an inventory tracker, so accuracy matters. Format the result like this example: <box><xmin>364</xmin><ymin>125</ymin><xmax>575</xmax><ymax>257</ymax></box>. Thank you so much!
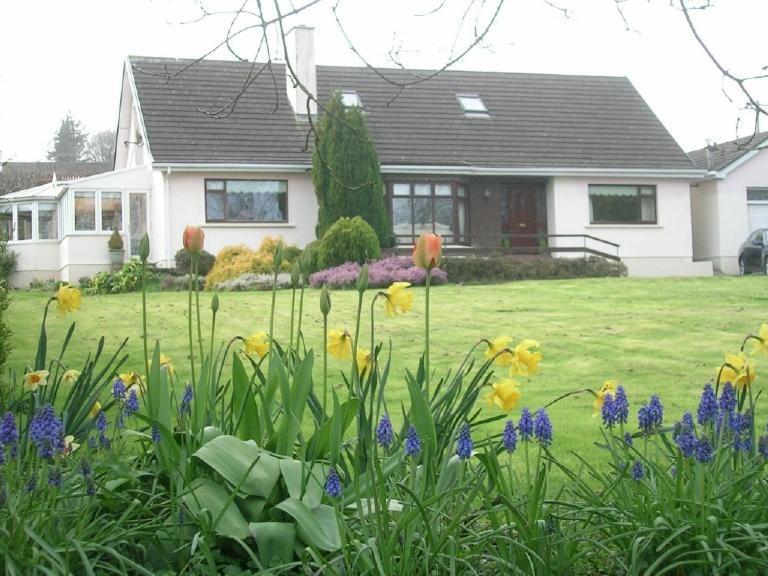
<box><xmin>313</xmin><ymin>92</ymin><xmax>391</xmax><ymax>246</ymax></box>
<box><xmin>47</xmin><ymin>112</ymin><xmax>88</xmax><ymax>162</ymax></box>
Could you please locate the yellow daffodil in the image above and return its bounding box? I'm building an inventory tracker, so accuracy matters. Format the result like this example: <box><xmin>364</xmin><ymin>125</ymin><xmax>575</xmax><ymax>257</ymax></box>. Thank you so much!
<box><xmin>485</xmin><ymin>378</ymin><xmax>522</xmax><ymax>411</ymax></box>
<box><xmin>54</xmin><ymin>284</ymin><xmax>82</xmax><ymax>317</ymax></box>
<box><xmin>719</xmin><ymin>351</ymin><xmax>756</xmax><ymax>391</ymax></box>
<box><xmin>485</xmin><ymin>336</ymin><xmax>514</xmax><ymax>366</ymax></box>
<box><xmin>244</xmin><ymin>332</ymin><xmax>270</xmax><ymax>359</ymax></box>
<box><xmin>383</xmin><ymin>282</ymin><xmax>413</xmax><ymax>317</ymax></box>
<box><xmin>89</xmin><ymin>401</ymin><xmax>102</xmax><ymax>418</ymax></box>
<box><xmin>23</xmin><ymin>370</ymin><xmax>50</xmax><ymax>392</ymax></box>
<box><xmin>119</xmin><ymin>372</ymin><xmax>137</xmax><ymax>387</ymax></box>
<box><xmin>63</xmin><ymin>435</ymin><xmax>80</xmax><ymax>455</ymax></box>
<box><xmin>62</xmin><ymin>369</ymin><xmax>81</xmax><ymax>384</ymax></box>
<box><xmin>327</xmin><ymin>329</ymin><xmax>352</xmax><ymax>360</ymax></box>
<box><xmin>750</xmin><ymin>324</ymin><xmax>768</xmax><ymax>356</ymax></box>
<box><xmin>509</xmin><ymin>340</ymin><xmax>542</xmax><ymax>376</ymax></box>
<box><xmin>357</xmin><ymin>348</ymin><xmax>373</xmax><ymax>375</ymax></box>
<box><xmin>593</xmin><ymin>380</ymin><xmax>618</xmax><ymax>416</ymax></box>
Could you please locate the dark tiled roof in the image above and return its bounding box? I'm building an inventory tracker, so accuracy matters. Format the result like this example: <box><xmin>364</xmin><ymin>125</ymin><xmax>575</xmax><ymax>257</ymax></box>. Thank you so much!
<box><xmin>687</xmin><ymin>131</ymin><xmax>768</xmax><ymax>172</ymax></box>
<box><xmin>0</xmin><ymin>162</ymin><xmax>111</xmax><ymax>195</ymax></box>
<box><xmin>130</xmin><ymin>56</ymin><xmax>696</xmax><ymax>170</ymax></box>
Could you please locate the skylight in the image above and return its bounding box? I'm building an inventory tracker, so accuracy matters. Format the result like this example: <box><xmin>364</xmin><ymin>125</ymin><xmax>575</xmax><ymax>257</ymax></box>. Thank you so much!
<box><xmin>341</xmin><ymin>91</ymin><xmax>362</xmax><ymax>108</ymax></box>
<box><xmin>456</xmin><ymin>94</ymin><xmax>489</xmax><ymax>116</ymax></box>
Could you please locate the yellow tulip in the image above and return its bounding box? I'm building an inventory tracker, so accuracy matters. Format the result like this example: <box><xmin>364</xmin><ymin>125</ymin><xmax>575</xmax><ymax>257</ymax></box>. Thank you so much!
<box><xmin>357</xmin><ymin>348</ymin><xmax>373</xmax><ymax>375</ymax></box>
<box><xmin>55</xmin><ymin>284</ymin><xmax>82</xmax><ymax>317</ymax></box>
<box><xmin>593</xmin><ymin>380</ymin><xmax>618</xmax><ymax>415</ymax></box>
<box><xmin>485</xmin><ymin>379</ymin><xmax>521</xmax><ymax>411</ymax></box>
<box><xmin>383</xmin><ymin>282</ymin><xmax>413</xmax><ymax>317</ymax></box>
<box><xmin>62</xmin><ymin>369</ymin><xmax>81</xmax><ymax>385</ymax></box>
<box><xmin>485</xmin><ymin>336</ymin><xmax>514</xmax><ymax>366</ymax></box>
<box><xmin>244</xmin><ymin>332</ymin><xmax>270</xmax><ymax>359</ymax></box>
<box><xmin>23</xmin><ymin>370</ymin><xmax>50</xmax><ymax>392</ymax></box>
<box><xmin>509</xmin><ymin>340</ymin><xmax>542</xmax><ymax>376</ymax></box>
<box><xmin>89</xmin><ymin>401</ymin><xmax>102</xmax><ymax>418</ymax></box>
<box><xmin>751</xmin><ymin>324</ymin><xmax>768</xmax><ymax>356</ymax></box>
<box><xmin>327</xmin><ymin>329</ymin><xmax>352</xmax><ymax>360</ymax></box>
<box><xmin>719</xmin><ymin>351</ymin><xmax>756</xmax><ymax>391</ymax></box>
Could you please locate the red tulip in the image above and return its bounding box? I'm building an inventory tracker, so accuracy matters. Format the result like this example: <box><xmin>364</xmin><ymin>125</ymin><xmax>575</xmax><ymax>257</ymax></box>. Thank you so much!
<box><xmin>183</xmin><ymin>225</ymin><xmax>205</xmax><ymax>254</ymax></box>
<box><xmin>412</xmin><ymin>233</ymin><xmax>443</xmax><ymax>270</ymax></box>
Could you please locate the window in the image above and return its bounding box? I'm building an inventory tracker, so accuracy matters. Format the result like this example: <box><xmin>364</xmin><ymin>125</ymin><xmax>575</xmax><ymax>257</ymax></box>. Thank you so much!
<box><xmin>456</xmin><ymin>94</ymin><xmax>489</xmax><ymax>116</ymax></box>
<box><xmin>341</xmin><ymin>91</ymin><xmax>362</xmax><ymax>108</ymax></box>
<box><xmin>17</xmin><ymin>203</ymin><xmax>33</xmax><ymax>241</ymax></box>
<box><xmin>0</xmin><ymin>205</ymin><xmax>12</xmax><ymax>241</ymax></box>
<box><xmin>74</xmin><ymin>191</ymin><xmax>96</xmax><ymax>231</ymax></box>
<box><xmin>390</xmin><ymin>181</ymin><xmax>469</xmax><ymax>244</ymax></box>
<box><xmin>747</xmin><ymin>188</ymin><xmax>768</xmax><ymax>202</ymax></box>
<box><xmin>205</xmin><ymin>179</ymin><xmax>288</xmax><ymax>223</ymax></box>
<box><xmin>589</xmin><ymin>185</ymin><xmax>657</xmax><ymax>224</ymax></box>
<box><xmin>38</xmin><ymin>203</ymin><xmax>58</xmax><ymax>240</ymax></box>
<box><xmin>101</xmin><ymin>191</ymin><xmax>123</xmax><ymax>231</ymax></box>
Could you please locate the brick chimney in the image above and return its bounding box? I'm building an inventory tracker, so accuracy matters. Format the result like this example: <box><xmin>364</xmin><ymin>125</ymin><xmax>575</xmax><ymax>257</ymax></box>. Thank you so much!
<box><xmin>285</xmin><ymin>26</ymin><xmax>317</xmax><ymax>117</ymax></box>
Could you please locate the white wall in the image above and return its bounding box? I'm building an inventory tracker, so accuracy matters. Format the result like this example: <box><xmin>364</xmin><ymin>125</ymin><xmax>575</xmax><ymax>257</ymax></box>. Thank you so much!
<box><xmin>8</xmin><ymin>243</ymin><xmax>59</xmax><ymax>286</ymax></box>
<box><xmin>711</xmin><ymin>148</ymin><xmax>768</xmax><ymax>274</ymax></box>
<box><xmin>157</xmin><ymin>170</ymin><xmax>318</xmax><ymax>265</ymax></box>
<box><xmin>549</xmin><ymin>176</ymin><xmax>712</xmax><ymax>277</ymax></box>
<box><xmin>690</xmin><ymin>179</ymin><xmax>722</xmax><ymax>270</ymax></box>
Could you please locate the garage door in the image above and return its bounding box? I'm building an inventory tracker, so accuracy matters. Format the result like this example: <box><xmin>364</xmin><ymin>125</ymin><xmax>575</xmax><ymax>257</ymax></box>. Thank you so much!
<box><xmin>748</xmin><ymin>203</ymin><xmax>768</xmax><ymax>232</ymax></box>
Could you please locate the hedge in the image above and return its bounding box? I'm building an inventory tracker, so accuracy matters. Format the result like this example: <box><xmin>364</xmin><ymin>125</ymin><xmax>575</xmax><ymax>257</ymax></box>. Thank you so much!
<box><xmin>441</xmin><ymin>256</ymin><xmax>627</xmax><ymax>284</ymax></box>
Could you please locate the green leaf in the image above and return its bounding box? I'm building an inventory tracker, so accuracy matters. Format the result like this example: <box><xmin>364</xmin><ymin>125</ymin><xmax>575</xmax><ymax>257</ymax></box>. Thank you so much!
<box><xmin>275</xmin><ymin>498</ymin><xmax>341</xmax><ymax>551</ymax></box>
<box><xmin>193</xmin><ymin>435</ymin><xmax>280</xmax><ymax>498</ymax></box>
<box><xmin>406</xmin><ymin>370</ymin><xmax>437</xmax><ymax>459</ymax></box>
<box><xmin>276</xmin><ymin>352</ymin><xmax>315</xmax><ymax>455</ymax></box>
<box><xmin>280</xmin><ymin>459</ymin><xmax>327</xmax><ymax>509</ymax></box>
<box><xmin>182</xmin><ymin>478</ymin><xmax>249</xmax><ymax>540</ymax></box>
<box><xmin>237</xmin><ymin>496</ymin><xmax>266</xmax><ymax>522</ymax></box>
<box><xmin>232</xmin><ymin>353</ymin><xmax>260</xmax><ymax>441</ymax></box>
<box><xmin>306</xmin><ymin>397</ymin><xmax>359</xmax><ymax>461</ymax></box>
<box><xmin>249</xmin><ymin>522</ymin><xmax>296</xmax><ymax>567</ymax></box>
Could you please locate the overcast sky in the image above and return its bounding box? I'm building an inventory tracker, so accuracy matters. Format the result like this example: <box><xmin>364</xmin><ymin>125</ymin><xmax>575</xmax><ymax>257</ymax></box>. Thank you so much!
<box><xmin>1</xmin><ymin>0</ymin><xmax>766</xmax><ymax>161</ymax></box>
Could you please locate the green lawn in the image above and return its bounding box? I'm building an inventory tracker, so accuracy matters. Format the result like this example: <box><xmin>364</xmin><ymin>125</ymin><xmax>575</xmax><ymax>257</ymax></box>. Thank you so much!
<box><xmin>4</xmin><ymin>276</ymin><xmax>768</xmax><ymax>460</ymax></box>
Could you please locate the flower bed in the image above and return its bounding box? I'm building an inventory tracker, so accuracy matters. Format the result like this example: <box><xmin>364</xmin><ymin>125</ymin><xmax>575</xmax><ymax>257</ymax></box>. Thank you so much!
<box><xmin>309</xmin><ymin>255</ymin><xmax>447</xmax><ymax>288</ymax></box>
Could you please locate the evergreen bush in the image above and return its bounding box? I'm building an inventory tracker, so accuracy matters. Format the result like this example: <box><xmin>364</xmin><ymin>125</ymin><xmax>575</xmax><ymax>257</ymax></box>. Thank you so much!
<box><xmin>313</xmin><ymin>92</ymin><xmax>391</xmax><ymax>246</ymax></box>
<box><xmin>318</xmin><ymin>216</ymin><xmax>381</xmax><ymax>268</ymax></box>
<box><xmin>174</xmin><ymin>249</ymin><xmax>216</xmax><ymax>277</ymax></box>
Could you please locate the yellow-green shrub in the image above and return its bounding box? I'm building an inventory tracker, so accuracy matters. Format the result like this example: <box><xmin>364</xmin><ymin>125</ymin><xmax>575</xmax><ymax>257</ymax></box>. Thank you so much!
<box><xmin>205</xmin><ymin>237</ymin><xmax>300</xmax><ymax>289</ymax></box>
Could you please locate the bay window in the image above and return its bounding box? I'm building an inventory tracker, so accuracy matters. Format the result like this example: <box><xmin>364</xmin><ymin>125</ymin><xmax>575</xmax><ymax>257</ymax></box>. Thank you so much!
<box><xmin>589</xmin><ymin>185</ymin><xmax>657</xmax><ymax>224</ymax></box>
<box><xmin>205</xmin><ymin>179</ymin><xmax>288</xmax><ymax>223</ymax></box>
<box><xmin>390</xmin><ymin>181</ymin><xmax>468</xmax><ymax>244</ymax></box>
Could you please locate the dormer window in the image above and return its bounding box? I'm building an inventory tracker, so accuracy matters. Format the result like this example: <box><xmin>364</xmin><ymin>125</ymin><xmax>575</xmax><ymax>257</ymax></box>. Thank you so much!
<box><xmin>341</xmin><ymin>91</ymin><xmax>362</xmax><ymax>108</ymax></box>
<box><xmin>457</xmin><ymin>94</ymin><xmax>489</xmax><ymax>117</ymax></box>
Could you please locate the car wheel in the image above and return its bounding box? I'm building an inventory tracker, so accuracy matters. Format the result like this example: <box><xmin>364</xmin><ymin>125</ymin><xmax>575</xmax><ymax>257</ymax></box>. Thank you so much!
<box><xmin>739</xmin><ymin>257</ymin><xmax>746</xmax><ymax>276</ymax></box>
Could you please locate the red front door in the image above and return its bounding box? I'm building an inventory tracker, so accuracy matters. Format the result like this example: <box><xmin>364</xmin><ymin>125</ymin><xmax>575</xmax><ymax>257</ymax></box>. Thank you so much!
<box><xmin>502</xmin><ymin>184</ymin><xmax>541</xmax><ymax>248</ymax></box>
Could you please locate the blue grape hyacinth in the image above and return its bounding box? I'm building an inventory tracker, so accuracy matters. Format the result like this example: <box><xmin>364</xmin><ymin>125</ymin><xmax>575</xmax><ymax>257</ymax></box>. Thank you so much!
<box><xmin>719</xmin><ymin>382</ymin><xmax>737</xmax><ymax>414</ymax></box>
<box><xmin>151</xmin><ymin>425</ymin><xmax>161</xmax><ymax>444</ymax></box>
<box><xmin>179</xmin><ymin>384</ymin><xmax>193</xmax><ymax>416</ymax></box>
<box><xmin>533</xmin><ymin>408</ymin><xmax>553</xmax><ymax>446</ymax></box>
<box><xmin>638</xmin><ymin>395</ymin><xmax>663</xmax><ymax>433</ymax></box>
<box><xmin>112</xmin><ymin>378</ymin><xmax>126</xmax><ymax>401</ymax></box>
<box><xmin>375</xmin><ymin>413</ymin><xmax>394</xmax><ymax>450</ymax></box>
<box><xmin>613</xmin><ymin>386</ymin><xmax>629</xmax><ymax>424</ymax></box>
<box><xmin>503</xmin><ymin>419</ymin><xmax>517</xmax><ymax>453</ymax></box>
<box><xmin>124</xmin><ymin>389</ymin><xmax>140</xmax><ymax>416</ymax></box>
<box><xmin>404</xmin><ymin>425</ymin><xmax>421</xmax><ymax>457</ymax></box>
<box><xmin>456</xmin><ymin>422</ymin><xmax>473</xmax><ymax>460</ymax></box>
<box><xmin>601</xmin><ymin>393</ymin><xmax>620</xmax><ymax>428</ymax></box>
<box><xmin>324</xmin><ymin>467</ymin><xmax>342</xmax><ymax>498</ymax></box>
<box><xmin>759</xmin><ymin>434</ymin><xmax>768</xmax><ymax>459</ymax></box>
<box><xmin>674</xmin><ymin>413</ymin><xmax>698</xmax><ymax>458</ymax></box>
<box><xmin>28</xmin><ymin>404</ymin><xmax>65</xmax><ymax>459</ymax></box>
<box><xmin>697</xmin><ymin>384</ymin><xmax>719</xmax><ymax>425</ymax></box>
<box><xmin>695</xmin><ymin>438</ymin><xmax>714</xmax><ymax>463</ymax></box>
<box><xmin>519</xmin><ymin>408</ymin><xmax>534</xmax><ymax>441</ymax></box>
<box><xmin>631</xmin><ymin>460</ymin><xmax>644</xmax><ymax>481</ymax></box>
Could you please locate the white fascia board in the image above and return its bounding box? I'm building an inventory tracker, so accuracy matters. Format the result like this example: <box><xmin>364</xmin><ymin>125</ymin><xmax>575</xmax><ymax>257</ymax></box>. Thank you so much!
<box><xmin>379</xmin><ymin>165</ymin><xmax>706</xmax><ymax>179</ymax></box>
<box><xmin>124</xmin><ymin>57</ymin><xmax>155</xmax><ymax>164</ymax></box>
<box><xmin>153</xmin><ymin>163</ymin><xmax>312</xmax><ymax>173</ymax></box>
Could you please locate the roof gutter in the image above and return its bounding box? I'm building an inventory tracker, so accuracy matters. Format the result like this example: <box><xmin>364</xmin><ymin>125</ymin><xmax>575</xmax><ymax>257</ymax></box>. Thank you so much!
<box><xmin>379</xmin><ymin>165</ymin><xmax>707</xmax><ymax>179</ymax></box>
<box><xmin>152</xmin><ymin>163</ymin><xmax>312</xmax><ymax>173</ymax></box>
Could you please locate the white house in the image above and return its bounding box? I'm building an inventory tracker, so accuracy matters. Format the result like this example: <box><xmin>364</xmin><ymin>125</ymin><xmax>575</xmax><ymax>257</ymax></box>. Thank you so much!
<box><xmin>688</xmin><ymin>132</ymin><xmax>768</xmax><ymax>275</ymax></box>
<box><xmin>2</xmin><ymin>26</ymin><xmax>714</xmax><ymax>287</ymax></box>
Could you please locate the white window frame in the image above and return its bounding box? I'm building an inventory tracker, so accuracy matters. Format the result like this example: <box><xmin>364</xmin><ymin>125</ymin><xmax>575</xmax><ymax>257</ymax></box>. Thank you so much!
<box><xmin>341</xmin><ymin>90</ymin><xmax>362</xmax><ymax>108</ymax></box>
<box><xmin>456</xmin><ymin>93</ymin><xmax>489</xmax><ymax>117</ymax></box>
<box><xmin>1</xmin><ymin>201</ymin><xmax>61</xmax><ymax>243</ymax></box>
<box><xmin>69</xmin><ymin>189</ymin><xmax>125</xmax><ymax>235</ymax></box>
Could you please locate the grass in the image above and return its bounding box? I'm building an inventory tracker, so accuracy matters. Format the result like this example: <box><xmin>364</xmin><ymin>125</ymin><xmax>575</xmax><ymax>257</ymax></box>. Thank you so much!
<box><xmin>4</xmin><ymin>276</ymin><xmax>768</xmax><ymax>462</ymax></box>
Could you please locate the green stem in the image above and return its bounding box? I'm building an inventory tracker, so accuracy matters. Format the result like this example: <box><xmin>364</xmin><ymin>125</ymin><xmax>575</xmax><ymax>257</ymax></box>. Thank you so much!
<box><xmin>424</xmin><ymin>270</ymin><xmax>432</xmax><ymax>398</ymax></box>
<box><xmin>187</xmin><ymin>269</ymin><xmax>196</xmax><ymax>386</ymax></box>
<box><xmin>289</xmin><ymin>286</ymin><xmax>296</xmax><ymax>352</ymax></box>
<box><xmin>351</xmin><ymin>290</ymin><xmax>364</xmax><ymax>386</ymax></box>
<box><xmin>193</xmin><ymin>255</ymin><xmax>204</xmax><ymax>363</ymax></box>
<box><xmin>323</xmin><ymin>314</ymin><xmax>329</xmax><ymax>419</ymax></box>
<box><xmin>269</xmin><ymin>266</ymin><xmax>278</xmax><ymax>352</ymax></box>
<box><xmin>370</xmin><ymin>293</ymin><xmax>381</xmax><ymax>354</ymax></box>
<box><xmin>141</xmin><ymin>261</ymin><xmax>150</xmax><ymax>380</ymax></box>
<box><xmin>296</xmin><ymin>282</ymin><xmax>305</xmax><ymax>347</ymax></box>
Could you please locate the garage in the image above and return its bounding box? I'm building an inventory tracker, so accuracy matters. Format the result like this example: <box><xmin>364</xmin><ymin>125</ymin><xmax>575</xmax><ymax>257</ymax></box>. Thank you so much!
<box><xmin>748</xmin><ymin>188</ymin><xmax>768</xmax><ymax>232</ymax></box>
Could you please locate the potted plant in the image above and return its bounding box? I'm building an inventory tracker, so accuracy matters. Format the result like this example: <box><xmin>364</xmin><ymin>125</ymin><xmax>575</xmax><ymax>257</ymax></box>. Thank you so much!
<box><xmin>108</xmin><ymin>224</ymin><xmax>124</xmax><ymax>271</ymax></box>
